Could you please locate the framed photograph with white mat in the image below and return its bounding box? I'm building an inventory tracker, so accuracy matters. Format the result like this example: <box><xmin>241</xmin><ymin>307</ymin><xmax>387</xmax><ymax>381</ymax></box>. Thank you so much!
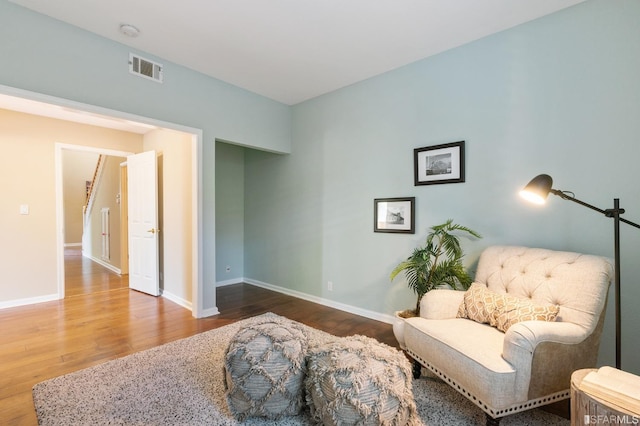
<box><xmin>374</xmin><ymin>197</ymin><xmax>415</xmax><ymax>234</ymax></box>
<box><xmin>414</xmin><ymin>141</ymin><xmax>465</xmax><ymax>186</ymax></box>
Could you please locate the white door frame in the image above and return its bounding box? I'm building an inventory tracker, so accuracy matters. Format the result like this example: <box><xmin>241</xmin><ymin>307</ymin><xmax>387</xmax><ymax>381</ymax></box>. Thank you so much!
<box><xmin>1</xmin><ymin>84</ymin><xmax>206</xmax><ymax>318</ymax></box>
<box><xmin>55</xmin><ymin>143</ymin><xmax>135</xmax><ymax>292</ymax></box>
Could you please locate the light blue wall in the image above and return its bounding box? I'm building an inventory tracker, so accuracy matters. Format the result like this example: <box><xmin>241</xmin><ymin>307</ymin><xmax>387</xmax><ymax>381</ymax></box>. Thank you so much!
<box><xmin>215</xmin><ymin>142</ymin><xmax>245</xmax><ymax>282</ymax></box>
<box><xmin>0</xmin><ymin>0</ymin><xmax>291</xmax><ymax>311</ymax></box>
<box><xmin>245</xmin><ymin>0</ymin><xmax>640</xmax><ymax>373</ymax></box>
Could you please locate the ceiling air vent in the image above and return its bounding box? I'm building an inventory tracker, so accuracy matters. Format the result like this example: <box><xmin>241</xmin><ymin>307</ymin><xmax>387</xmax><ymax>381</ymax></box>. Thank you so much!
<box><xmin>129</xmin><ymin>53</ymin><xmax>163</xmax><ymax>83</ymax></box>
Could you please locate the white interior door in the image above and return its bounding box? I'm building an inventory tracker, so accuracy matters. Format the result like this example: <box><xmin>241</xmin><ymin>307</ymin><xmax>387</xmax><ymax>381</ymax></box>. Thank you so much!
<box><xmin>127</xmin><ymin>150</ymin><xmax>160</xmax><ymax>296</ymax></box>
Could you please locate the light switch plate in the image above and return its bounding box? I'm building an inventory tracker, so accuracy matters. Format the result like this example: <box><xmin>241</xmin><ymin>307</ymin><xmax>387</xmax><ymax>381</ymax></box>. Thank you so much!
<box><xmin>20</xmin><ymin>204</ymin><xmax>29</xmax><ymax>215</ymax></box>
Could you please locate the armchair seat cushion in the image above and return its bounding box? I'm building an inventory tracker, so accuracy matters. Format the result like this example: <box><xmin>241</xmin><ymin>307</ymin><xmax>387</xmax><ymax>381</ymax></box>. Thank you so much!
<box><xmin>405</xmin><ymin>317</ymin><xmax>517</xmax><ymax>409</ymax></box>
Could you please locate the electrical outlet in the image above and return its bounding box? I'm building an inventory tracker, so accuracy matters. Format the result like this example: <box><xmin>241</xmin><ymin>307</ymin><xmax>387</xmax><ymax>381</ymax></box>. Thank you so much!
<box><xmin>328</xmin><ymin>281</ymin><xmax>333</xmax><ymax>291</ymax></box>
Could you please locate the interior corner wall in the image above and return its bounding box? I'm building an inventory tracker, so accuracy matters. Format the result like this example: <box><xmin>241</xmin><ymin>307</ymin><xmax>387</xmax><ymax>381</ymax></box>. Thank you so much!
<box><xmin>244</xmin><ymin>0</ymin><xmax>640</xmax><ymax>374</ymax></box>
<box><xmin>215</xmin><ymin>141</ymin><xmax>245</xmax><ymax>284</ymax></box>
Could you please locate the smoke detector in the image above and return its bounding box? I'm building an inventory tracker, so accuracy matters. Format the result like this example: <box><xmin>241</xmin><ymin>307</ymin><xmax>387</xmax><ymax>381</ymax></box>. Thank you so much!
<box><xmin>119</xmin><ymin>24</ymin><xmax>140</xmax><ymax>37</ymax></box>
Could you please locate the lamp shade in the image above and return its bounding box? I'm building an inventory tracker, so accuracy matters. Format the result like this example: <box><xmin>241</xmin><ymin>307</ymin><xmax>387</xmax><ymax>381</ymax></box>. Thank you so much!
<box><xmin>520</xmin><ymin>174</ymin><xmax>553</xmax><ymax>204</ymax></box>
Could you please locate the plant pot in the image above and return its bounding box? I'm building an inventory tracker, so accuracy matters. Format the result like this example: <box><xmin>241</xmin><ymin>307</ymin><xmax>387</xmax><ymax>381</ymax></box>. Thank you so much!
<box><xmin>392</xmin><ymin>311</ymin><xmax>407</xmax><ymax>350</ymax></box>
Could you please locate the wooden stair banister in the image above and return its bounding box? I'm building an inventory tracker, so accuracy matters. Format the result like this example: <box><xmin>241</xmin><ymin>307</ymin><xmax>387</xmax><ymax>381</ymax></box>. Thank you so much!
<box><xmin>83</xmin><ymin>154</ymin><xmax>105</xmax><ymax>224</ymax></box>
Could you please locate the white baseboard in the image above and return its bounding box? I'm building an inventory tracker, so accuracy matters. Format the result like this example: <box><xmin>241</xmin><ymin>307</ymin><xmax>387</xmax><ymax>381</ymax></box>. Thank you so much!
<box><xmin>0</xmin><ymin>293</ymin><xmax>59</xmax><ymax>310</ymax></box>
<box><xmin>82</xmin><ymin>252</ymin><xmax>121</xmax><ymax>274</ymax></box>
<box><xmin>200</xmin><ymin>306</ymin><xmax>221</xmax><ymax>317</ymax></box>
<box><xmin>161</xmin><ymin>290</ymin><xmax>222</xmax><ymax>318</ymax></box>
<box><xmin>64</xmin><ymin>242</ymin><xmax>82</xmax><ymax>247</ymax></box>
<box><xmin>243</xmin><ymin>278</ymin><xmax>395</xmax><ymax>325</ymax></box>
<box><xmin>216</xmin><ymin>278</ymin><xmax>244</xmax><ymax>287</ymax></box>
<box><xmin>161</xmin><ymin>290</ymin><xmax>192</xmax><ymax>311</ymax></box>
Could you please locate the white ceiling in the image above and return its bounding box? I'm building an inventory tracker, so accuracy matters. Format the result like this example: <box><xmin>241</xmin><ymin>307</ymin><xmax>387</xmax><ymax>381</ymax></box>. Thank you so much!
<box><xmin>9</xmin><ymin>0</ymin><xmax>585</xmax><ymax>106</ymax></box>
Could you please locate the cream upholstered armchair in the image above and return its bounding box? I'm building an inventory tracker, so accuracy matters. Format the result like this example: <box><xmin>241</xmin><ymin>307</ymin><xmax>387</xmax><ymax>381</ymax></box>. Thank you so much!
<box><xmin>403</xmin><ymin>245</ymin><xmax>613</xmax><ymax>425</ymax></box>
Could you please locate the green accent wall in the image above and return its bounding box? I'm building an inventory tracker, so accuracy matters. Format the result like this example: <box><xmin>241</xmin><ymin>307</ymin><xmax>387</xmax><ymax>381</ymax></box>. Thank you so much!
<box><xmin>215</xmin><ymin>142</ymin><xmax>245</xmax><ymax>282</ymax></box>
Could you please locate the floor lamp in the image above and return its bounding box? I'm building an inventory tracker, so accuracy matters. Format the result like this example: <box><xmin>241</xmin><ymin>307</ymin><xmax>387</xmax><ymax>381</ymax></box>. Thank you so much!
<box><xmin>519</xmin><ymin>174</ymin><xmax>640</xmax><ymax>370</ymax></box>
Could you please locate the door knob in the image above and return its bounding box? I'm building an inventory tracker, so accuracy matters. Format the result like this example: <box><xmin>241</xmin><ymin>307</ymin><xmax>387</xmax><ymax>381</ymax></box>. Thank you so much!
<box><xmin>147</xmin><ymin>228</ymin><xmax>157</xmax><ymax>234</ymax></box>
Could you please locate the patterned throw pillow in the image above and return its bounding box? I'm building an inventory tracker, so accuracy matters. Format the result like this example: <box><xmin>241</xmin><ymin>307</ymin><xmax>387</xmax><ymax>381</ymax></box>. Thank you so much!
<box><xmin>456</xmin><ymin>282</ymin><xmax>502</xmax><ymax>324</ymax></box>
<box><xmin>457</xmin><ymin>283</ymin><xmax>560</xmax><ymax>332</ymax></box>
<box><xmin>492</xmin><ymin>294</ymin><xmax>560</xmax><ymax>332</ymax></box>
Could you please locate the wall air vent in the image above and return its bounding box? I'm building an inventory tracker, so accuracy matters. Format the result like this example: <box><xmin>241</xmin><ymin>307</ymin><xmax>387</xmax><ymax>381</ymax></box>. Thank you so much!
<box><xmin>129</xmin><ymin>53</ymin><xmax>163</xmax><ymax>83</ymax></box>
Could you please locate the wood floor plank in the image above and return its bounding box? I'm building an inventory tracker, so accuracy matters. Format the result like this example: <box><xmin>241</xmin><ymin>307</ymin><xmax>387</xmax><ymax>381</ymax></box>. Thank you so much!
<box><xmin>0</xmin><ymin>249</ymin><xmax>396</xmax><ymax>425</ymax></box>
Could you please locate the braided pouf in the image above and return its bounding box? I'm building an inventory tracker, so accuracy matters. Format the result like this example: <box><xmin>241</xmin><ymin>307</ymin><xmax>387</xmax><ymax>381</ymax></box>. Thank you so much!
<box><xmin>224</xmin><ymin>317</ymin><xmax>309</xmax><ymax>420</ymax></box>
<box><xmin>305</xmin><ymin>335</ymin><xmax>419</xmax><ymax>426</ymax></box>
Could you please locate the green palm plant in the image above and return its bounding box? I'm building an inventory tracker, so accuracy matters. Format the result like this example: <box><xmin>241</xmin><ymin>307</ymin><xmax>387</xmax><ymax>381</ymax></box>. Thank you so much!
<box><xmin>390</xmin><ymin>219</ymin><xmax>481</xmax><ymax>317</ymax></box>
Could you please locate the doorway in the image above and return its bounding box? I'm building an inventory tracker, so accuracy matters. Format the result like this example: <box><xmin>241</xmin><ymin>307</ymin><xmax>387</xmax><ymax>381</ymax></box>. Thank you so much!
<box><xmin>55</xmin><ymin>135</ymin><xmax>200</xmax><ymax>313</ymax></box>
<box><xmin>60</xmin><ymin>146</ymin><xmax>133</xmax><ymax>297</ymax></box>
<box><xmin>0</xmin><ymin>85</ymin><xmax>206</xmax><ymax>318</ymax></box>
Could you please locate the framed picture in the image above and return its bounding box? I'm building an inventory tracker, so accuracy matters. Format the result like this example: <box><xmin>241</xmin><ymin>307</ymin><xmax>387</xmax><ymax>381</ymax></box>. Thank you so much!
<box><xmin>414</xmin><ymin>141</ymin><xmax>465</xmax><ymax>186</ymax></box>
<box><xmin>374</xmin><ymin>197</ymin><xmax>415</xmax><ymax>234</ymax></box>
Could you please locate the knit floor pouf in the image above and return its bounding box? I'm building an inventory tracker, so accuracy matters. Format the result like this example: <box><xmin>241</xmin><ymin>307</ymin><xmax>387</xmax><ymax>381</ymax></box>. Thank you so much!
<box><xmin>224</xmin><ymin>317</ymin><xmax>309</xmax><ymax>420</ymax></box>
<box><xmin>305</xmin><ymin>335</ymin><xmax>418</xmax><ymax>426</ymax></box>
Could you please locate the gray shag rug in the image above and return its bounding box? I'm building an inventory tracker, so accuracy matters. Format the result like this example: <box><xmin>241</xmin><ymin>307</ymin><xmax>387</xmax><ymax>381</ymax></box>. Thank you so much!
<box><xmin>32</xmin><ymin>313</ymin><xmax>569</xmax><ymax>425</ymax></box>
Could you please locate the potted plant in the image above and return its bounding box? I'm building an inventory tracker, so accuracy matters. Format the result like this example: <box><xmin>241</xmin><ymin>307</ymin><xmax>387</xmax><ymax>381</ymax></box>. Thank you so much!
<box><xmin>390</xmin><ymin>219</ymin><xmax>481</xmax><ymax>348</ymax></box>
<box><xmin>391</xmin><ymin>219</ymin><xmax>481</xmax><ymax>318</ymax></box>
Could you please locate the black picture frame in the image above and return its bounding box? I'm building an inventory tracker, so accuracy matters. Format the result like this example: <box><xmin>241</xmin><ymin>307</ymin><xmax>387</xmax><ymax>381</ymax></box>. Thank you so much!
<box><xmin>374</xmin><ymin>197</ymin><xmax>415</xmax><ymax>234</ymax></box>
<box><xmin>414</xmin><ymin>141</ymin><xmax>465</xmax><ymax>186</ymax></box>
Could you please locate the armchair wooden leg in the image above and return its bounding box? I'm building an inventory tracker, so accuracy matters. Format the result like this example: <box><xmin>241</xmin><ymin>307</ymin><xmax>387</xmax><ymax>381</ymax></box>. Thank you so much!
<box><xmin>485</xmin><ymin>414</ymin><xmax>501</xmax><ymax>426</ymax></box>
<box><xmin>412</xmin><ymin>359</ymin><xmax>421</xmax><ymax>379</ymax></box>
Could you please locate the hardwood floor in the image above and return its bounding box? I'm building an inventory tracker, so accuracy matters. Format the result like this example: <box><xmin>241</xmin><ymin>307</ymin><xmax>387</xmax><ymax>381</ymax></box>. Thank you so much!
<box><xmin>0</xmin><ymin>250</ymin><xmax>396</xmax><ymax>425</ymax></box>
<box><xmin>63</xmin><ymin>246</ymin><xmax>129</xmax><ymax>296</ymax></box>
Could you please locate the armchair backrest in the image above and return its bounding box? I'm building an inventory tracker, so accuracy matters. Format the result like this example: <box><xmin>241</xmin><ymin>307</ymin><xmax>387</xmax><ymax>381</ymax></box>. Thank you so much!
<box><xmin>474</xmin><ymin>246</ymin><xmax>613</xmax><ymax>334</ymax></box>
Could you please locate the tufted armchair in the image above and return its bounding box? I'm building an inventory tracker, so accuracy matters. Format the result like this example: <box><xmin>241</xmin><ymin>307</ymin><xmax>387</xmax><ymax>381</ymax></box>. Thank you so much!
<box><xmin>403</xmin><ymin>245</ymin><xmax>613</xmax><ymax>425</ymax></box>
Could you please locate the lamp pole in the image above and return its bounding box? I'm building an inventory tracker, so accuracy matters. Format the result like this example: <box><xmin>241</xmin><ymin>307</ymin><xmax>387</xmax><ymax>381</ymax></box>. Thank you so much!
<box><xmin>547</xmin><ymin>190</ymin><xmax>640</xmax><ymax>369</ymax></box>
<box><xmin>610</xmin><ymin>199</ymin><xmax>622</xmax><ymax>370</ymax></box>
